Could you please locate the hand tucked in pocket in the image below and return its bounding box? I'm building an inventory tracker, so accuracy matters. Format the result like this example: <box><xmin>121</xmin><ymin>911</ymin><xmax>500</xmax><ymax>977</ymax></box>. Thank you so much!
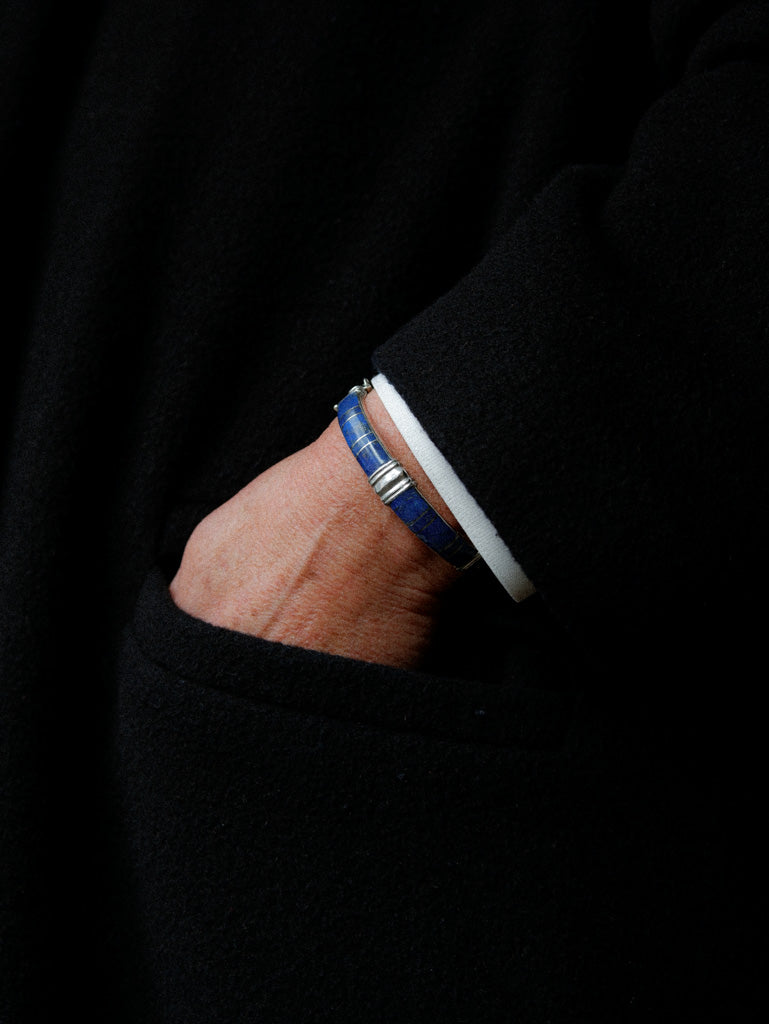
<box><xmin>169</xmin><ymin>392</ymin><xmax>461</xmax><ymax>670</ymax></box>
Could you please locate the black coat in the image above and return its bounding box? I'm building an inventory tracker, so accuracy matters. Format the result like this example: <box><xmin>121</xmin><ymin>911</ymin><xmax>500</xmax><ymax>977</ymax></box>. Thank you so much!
<box><xmin>2</xmin><ymin>1</ymin><xmax>767</xmax><ymax>1020</ymax></box>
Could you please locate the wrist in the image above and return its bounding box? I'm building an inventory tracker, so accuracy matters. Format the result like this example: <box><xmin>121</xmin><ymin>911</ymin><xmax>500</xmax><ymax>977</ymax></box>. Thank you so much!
<box><xmin>311</xmin><ymin>414</ymin><xmax>459</xmax><ymax>593</ymax></box>
<box><xmin>362</xmin><ymin>389</ymin><xmax>459</xmax><ymax>532</ymax></box>
<box><xmin>332</xmin><ymin>379</ymin><xmax>477</xmax><ymax>574</ymax></box>
<box><xmin>170</xmin><ymin>397</ymin><xmax>461</xmax><ymax>670</ymax></box>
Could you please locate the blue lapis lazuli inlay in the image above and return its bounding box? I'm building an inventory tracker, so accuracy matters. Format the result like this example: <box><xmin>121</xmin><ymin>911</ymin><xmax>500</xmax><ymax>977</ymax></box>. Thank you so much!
<box><xmin>335</xmin><ymin>387</ymin><xmax>478</xmax><ymax>571</ymax></box>
<box><xmin>337</xmin><ymin>394</ymin><xmax>392</xmax><ymax>478</ymax></box>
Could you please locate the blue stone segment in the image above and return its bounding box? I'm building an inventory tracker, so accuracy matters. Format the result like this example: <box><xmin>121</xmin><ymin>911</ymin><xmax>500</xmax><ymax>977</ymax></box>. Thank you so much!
<box><xmin>336</xmin><ymin>385</ymin><xmax>479</xmax><ymax>571</ymax></box>
<box><xmin>336</xmin><ymin>392</ymin><xmax>391</xmax><ymax>478</ymax></box>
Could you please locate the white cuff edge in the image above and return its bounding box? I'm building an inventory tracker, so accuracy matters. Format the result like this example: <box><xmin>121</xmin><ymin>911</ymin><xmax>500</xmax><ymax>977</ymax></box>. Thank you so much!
<box><xmin>371</xmin><ymin>373</ymin><xmax>536</xmax><ymax>602</ymax></box>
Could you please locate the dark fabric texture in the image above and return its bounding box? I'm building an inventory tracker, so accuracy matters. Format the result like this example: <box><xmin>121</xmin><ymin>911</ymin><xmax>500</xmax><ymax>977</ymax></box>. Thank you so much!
<box><xmin>1</xmin><ymin>1</ymin><xmax>766</xmax><ymax>1020</ymax></box>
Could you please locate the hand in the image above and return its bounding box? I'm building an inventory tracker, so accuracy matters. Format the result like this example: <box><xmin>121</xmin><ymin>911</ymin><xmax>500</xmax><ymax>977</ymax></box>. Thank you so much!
<box><xmin>169</xmin><ymin>391</ymin><xmax>461</xmax><ymax>669</ymax></box>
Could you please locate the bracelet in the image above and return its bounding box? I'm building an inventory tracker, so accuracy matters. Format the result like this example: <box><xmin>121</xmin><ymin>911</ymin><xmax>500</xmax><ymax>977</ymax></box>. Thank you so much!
<box><xmin>334</xmin><ymin>380</ymin><xmax>480</xmax><ymax>571</ymax></box>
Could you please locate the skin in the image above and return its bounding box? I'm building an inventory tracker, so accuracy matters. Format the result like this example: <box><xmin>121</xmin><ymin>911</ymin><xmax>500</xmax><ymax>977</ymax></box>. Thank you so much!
<box><xmin>169</xmin><ymin>390</ymin><xmax>462</xmax><ymax>670</ymax></box>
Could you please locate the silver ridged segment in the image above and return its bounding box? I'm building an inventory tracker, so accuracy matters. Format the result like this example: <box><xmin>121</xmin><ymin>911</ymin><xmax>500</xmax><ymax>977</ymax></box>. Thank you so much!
<box><xmin>334</xmin><ymin>379</ymin><xmax>480</xmax><ymax>570</ymax></box>
<box><xmin>368</xmin><ymin>459</ymin><xmax>414</xmax><ymax>505</ymax></box>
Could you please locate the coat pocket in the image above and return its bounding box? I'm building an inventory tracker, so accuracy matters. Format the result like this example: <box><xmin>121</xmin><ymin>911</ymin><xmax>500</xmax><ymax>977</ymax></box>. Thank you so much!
<box><xmin>112</xmin><ymin>564</ymin><xmax>750</xmax><ymax>1023</ymax></box>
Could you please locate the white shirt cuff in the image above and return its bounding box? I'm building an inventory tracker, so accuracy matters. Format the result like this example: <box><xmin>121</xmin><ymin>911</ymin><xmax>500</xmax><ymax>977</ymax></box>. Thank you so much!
<box><xmin>371</xmin><ymin>373</ymin><xmax>536</xmax><ymax>602</ymax></box>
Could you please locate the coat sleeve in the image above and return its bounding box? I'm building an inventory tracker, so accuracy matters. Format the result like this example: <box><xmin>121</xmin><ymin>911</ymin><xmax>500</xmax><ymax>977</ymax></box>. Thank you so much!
<box><xmin>373</xmin><ymin>0</ymin><xmax>769</xmax><ymax>679</ymax></box>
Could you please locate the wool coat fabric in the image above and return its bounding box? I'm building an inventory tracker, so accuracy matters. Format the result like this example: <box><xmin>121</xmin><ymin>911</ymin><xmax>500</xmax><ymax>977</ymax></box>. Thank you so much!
<box><xmin>2</xmin><ymin>1</ymin><xmax>767</xmax><ymax>1020</ymax></box>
